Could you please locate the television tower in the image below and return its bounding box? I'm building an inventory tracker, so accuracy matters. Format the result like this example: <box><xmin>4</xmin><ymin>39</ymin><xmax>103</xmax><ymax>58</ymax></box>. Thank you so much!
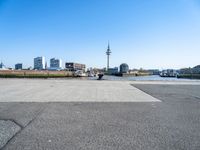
<box><xmin>106</xmin><ymin>42</ymin><xmax>111</xmax><ymax>71</ymax></box>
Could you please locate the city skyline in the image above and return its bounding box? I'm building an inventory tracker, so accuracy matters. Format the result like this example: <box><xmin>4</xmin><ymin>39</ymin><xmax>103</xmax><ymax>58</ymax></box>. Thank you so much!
<box><xmin>0</xmin><ymin>0</ymin><xmax>200</xmax><ymax>69</ymax></box>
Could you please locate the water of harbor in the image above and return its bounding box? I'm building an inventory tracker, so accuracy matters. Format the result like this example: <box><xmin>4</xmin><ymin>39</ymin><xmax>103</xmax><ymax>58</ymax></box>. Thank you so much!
<box><xmin>88</xmin><ymin>75</ymin><xmax>197</xmax><ymax>81</ymax></box>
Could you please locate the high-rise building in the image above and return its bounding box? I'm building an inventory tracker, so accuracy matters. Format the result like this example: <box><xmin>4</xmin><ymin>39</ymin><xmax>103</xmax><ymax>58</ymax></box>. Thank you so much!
<box><xmin>15</xmin><ymin>63</ymin><xmax>22</xmax><ymax>70</ymax></box>
<box><xmin>34</xmin><ymin>57</ymin><xmax>45</xmax><ymax>70</ymax></box>
<box><xmin>50</xmin><ymin>58</ymin><xmax>62</xmax><ymax>69</ymax></box>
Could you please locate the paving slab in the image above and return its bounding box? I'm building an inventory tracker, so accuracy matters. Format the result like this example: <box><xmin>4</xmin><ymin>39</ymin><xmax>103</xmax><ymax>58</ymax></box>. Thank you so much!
<box><xmin>0</xmin><ymin>120</ymin><xmax>21</xmax><ymax>149</ymax></box>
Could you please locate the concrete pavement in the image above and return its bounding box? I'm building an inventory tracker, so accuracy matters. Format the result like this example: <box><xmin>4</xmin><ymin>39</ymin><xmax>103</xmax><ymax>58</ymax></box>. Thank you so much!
<box><xmin>0</xmin><ymin>79</ymin><xmax>160</xmax><ymax>102</ymax></box>
<box><xmin>0</xmin><ymin>120</ymin><xmax>21</xmax><ymax>149</ymax></box>
<box><xmin>0</xmin><ymin>79</ymin><xmax>200</xmax><ymax>150</ymax></box>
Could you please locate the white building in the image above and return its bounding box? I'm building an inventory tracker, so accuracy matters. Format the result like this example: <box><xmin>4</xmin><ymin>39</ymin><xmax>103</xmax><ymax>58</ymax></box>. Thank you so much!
<box><xmin>34</xmin><ymin>57</ymin><xmax>45</xmax><ymax>70</ymax></box>
<box><xmin>49</xmin><ymin>58</ymin><xmax>62</xmax><ymax>70</ymax></box>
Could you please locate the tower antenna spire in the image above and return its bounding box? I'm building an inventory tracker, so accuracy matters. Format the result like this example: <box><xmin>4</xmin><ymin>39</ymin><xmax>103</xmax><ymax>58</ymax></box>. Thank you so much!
<box><xmin>106</xmin><ymin>41</ymin><xmax>111</xmax><ymax>71</ymax></box>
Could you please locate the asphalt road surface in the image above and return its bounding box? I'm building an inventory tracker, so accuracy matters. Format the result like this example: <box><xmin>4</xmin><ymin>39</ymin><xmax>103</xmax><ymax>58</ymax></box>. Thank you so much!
<box><xmin>0</xmin><ymin>79</ymin><xmax>200</xmax><ymax>150</ymax></box>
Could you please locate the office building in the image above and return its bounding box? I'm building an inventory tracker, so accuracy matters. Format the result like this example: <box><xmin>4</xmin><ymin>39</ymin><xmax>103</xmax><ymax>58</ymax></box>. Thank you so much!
<box><xmin>65</xmin><ymin>62</ymin><xmax>86</xmax><ymax>71</ymax></box>
<box><xmin>50</xmin><ymin>58</ymin><xmax>62</xmax><ymax>70</ymax></box>
<box><xmin>15</xmin><ymin>63</ymin><xmax>22</xmax><ymax>70</ymax></box>
<box><xmin>34</xmin><ymin>57</ymin><xmax>45</xmax><ymax>70</ymax></box>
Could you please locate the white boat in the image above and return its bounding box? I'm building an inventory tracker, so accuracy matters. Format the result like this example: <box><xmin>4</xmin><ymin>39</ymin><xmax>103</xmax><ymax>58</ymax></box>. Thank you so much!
<box><xmin>88</xmin><ymin>73</ymin><xmax>94</xmax><ymax>77</ymax></box>
<box><xmin>74</xmin><ymin>70</ymin><xmax>87</xmax><ymax>77</ymax></box>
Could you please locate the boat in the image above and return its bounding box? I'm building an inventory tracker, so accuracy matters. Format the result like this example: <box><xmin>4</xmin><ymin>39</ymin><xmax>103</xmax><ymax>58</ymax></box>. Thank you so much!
<box><xmin>160</xmin><ymin>69</ymin><xmax>177</xmax><ymax>77</ymax></box>
<box><xmin>74</xmin><ymin>70</ymin><xmax>87</xmax><ymax>77</ymax></box>
<box><xmin>88</xmin><ymin>73</ymin><xmax>94</xmax><ymax>77</ymax></box>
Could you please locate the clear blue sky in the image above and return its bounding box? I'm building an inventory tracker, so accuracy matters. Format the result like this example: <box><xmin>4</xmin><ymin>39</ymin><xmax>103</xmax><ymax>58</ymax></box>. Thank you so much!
<box><xmin>0</xmin><ymin>0</ymin><xmax>200</xmax><ymax>69</ymax></box>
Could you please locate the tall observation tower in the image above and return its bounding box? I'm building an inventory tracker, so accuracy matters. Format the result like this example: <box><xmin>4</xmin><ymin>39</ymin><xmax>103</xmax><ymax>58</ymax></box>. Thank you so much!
<box><xmin>106</xmin><ymin>42</ymin><xmax>111</xmax><ymax>71</ymax></box>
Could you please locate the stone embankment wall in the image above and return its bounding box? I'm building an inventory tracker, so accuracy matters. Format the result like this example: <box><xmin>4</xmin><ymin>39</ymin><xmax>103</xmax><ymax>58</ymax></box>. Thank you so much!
<box><xmin>0</xmin><ymin>70</ymin><xmax>73</xmax><ymax>78</ymax></box>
